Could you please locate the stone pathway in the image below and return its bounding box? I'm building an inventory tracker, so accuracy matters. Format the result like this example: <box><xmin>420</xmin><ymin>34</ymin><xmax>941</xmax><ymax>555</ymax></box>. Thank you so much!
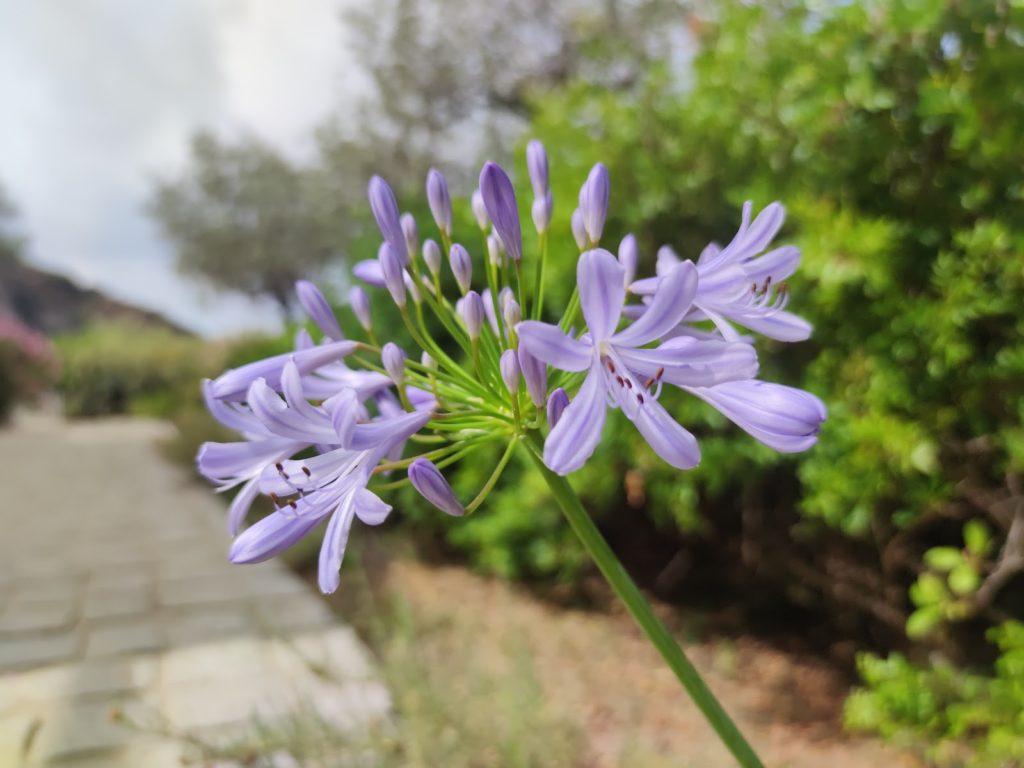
<box><xmin>0</xmin><ymin>410</ymin><xmax>389</xmax><ymax>766</ymax></box>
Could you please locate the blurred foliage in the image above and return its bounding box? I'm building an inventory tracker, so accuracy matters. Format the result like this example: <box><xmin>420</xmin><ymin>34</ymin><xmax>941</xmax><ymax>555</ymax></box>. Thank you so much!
<box><xmin>54</xmin><ymin>322</ymin><xmax>214</xmax><ymax>418</ymax></box>
<box><xmin>845</xmin><ymin>621</ymin><xmax>1024</xmax><ymax>767</ymax></box>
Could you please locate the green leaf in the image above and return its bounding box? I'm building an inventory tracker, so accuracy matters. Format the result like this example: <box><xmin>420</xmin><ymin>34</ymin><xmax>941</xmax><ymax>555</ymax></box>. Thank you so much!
<box><xmin>910</xmin><ymin>572</ymin><xmax>948</xmax><ymax>607</ymax></box>
<box><xmin>924</xmin><ymin>546</ymin><xmax>963</xmax><ymax>572</ymax></box>
<box><xmin>963</xmin><ymin>520</ymin><xmax>992</xmax><ymax>557</ymax></box>
<box><xmin>948</xmin><ymin>563</ymin><xmax>980</xmax><ymax>596</ymax></box>
<box><xmin>906</xmin><ymin>606</ymin><xmax>942</xmax><ymax>638</ymax></box>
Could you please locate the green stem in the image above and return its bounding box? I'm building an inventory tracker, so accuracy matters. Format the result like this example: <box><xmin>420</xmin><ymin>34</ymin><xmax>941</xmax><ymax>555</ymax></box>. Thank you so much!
<box><xmin>523</xmin><ymin>432</ymin><xmax>765</xmax><ymax>768</ymax></box>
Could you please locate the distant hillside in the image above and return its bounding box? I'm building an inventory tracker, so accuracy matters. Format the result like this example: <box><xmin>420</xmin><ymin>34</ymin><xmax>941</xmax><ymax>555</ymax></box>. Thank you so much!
<box><xmin>0</xmin><ymin>256</ymin><xmax>188</xmax><ymax>336</ymax></box>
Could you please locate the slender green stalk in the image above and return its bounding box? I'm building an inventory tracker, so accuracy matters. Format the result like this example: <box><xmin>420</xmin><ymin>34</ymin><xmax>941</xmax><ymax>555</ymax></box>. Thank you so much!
<box><xmin>523</xmin><ymin>432</ymin><xmax>765</xmax><ymax>768</ymax></box>
<box><xmin>531</xmin><ymin>231</ymin><xmax>548</xmax><ymax>320</ymax></box>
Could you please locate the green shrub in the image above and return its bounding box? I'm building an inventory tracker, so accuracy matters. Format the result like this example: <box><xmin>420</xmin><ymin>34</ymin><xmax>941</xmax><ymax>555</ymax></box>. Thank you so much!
<box><xmin>55</xmin><ymin>322</ymin><xmax>213</xmax><ymax>418</ymax></box>
<box><xmin>845</xmin><ymin>622</ymin><xmax>1024</xmax><ymax>767</ymax></box>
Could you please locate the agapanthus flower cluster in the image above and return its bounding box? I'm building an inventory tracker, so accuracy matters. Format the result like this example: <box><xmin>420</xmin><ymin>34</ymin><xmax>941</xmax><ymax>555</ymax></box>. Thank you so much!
<box><xmin>198</xmin><ymin>142</ymin><xmax>826</xmax><ymax>593</ymax></box>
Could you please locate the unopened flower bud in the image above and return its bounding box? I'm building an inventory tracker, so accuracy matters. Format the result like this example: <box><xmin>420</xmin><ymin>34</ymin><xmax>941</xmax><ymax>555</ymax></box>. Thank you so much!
<box><xmin>578</xmin><ymin>163</ymin><xmax>609</xmax><ymax>244</ymax></box>
<box><xmin>426</xmin><ymin>168</ymin><xmax>452</xmax><ymax>235</ymax></box>
<box><xmin>547</xmin><ymin>387</ymin><xmax>570</xmax><ymax>428</ymax></box>
<box><xmin>471</xmin><ymin>188</ymin><xmax>489</xmax><ymax>229</ymax></box>
<box><xmin>518</xmin><ymin>346</ymin><xmax>547</xmax><ymax>408</ymax></box>
<box><xmin>382</xmin><ymin>342</ymin><xmax>406</xmax><ymax>385</ymax></box>
<box><xmin>378</xmin><ymin>243</ymin><xmax>406</xmax><ymax>307</ymax></box>
<box><xmin>420</xmin><ymin>351</ymin><xmax>436</xmax><ymax>370</ymax></box>
<box><xmin>403</xmin><ymin>270</ymin><xmax>421</xmax><ymax>304</ymax></box>
<box><xmin>368</xmin><ymin>176</ymin><xmax>406</xmax><ymax>265</ymax></box>
<box><xmin>502</xmin><ymin>297</ymin><xmax>521</xmax><ymax>329</ymax></box>
<box><xmin>461</xmin><ymin>290</ymin><xmax>485</xmax><ymax>340</ymax></box>
<box><xmin>531</xmin><ymin>192</ymin><xmax>552</xmax><ymax>234</ymax></box>
<box><xmin>422</xmin><ymin>239</ymin><xmax>442</xmax><ymax>277</ymax></box>
<box><xmin>570</xmin><ymin>208</ymin><xmax>587</xmax><ymax>250</ymax></box>
<box><xmin>618</xmin><ymin>234</ymin><xmax>638</xmax><ymax>288</ymax></box>
<box><xmin>408</xmin><ymin>458</ymin><xmax>464</xmax><ymax>516</ymax></box>
<box><xmin>479</xmin><ymin>162</ymin><xmax>522</xmax><ymax>262</ymax></box>
<box><xmin>486</xmin><ymin>233</ymin><xmax>504</xmax><ymax>266</ymax></box>
<box><xmin>295</xmin><ymin>280</ymin><xmax>343</xmax><ymax>340</ymax></box>
<box><xmin>526</xmin><ymin>139</ymin><xmax>549</xmax><ymax>198</ymax></box>
<box><xmin>449</xmin><ymin>243</ymin><xmax>472</xmax><ymax>294</ymax></box>
<box><xmin>348</xmin><ymin>286</ymin><xmax>372</xmax><ymax>331</ymax></box>
<box><xmin>401</xmin><ymin>213</ymin><xmax>418</xmax><ymax>263</ymax></box>
<box><xmin>657</xmin><ymin>245</ymin><xmax>680</xmax><ymax>275</ymax></box>
<box><xmin>500</xmin><ymin>349</ymin><xmax>520</xmax><ymax>395</ymax></box>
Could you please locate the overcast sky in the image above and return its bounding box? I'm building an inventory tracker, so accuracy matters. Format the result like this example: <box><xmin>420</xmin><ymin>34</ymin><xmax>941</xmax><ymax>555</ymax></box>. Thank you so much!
<box><xmin>0</xmin><ymin>0</ymin><xmax>360</xmax><ymax>336</ymax></box>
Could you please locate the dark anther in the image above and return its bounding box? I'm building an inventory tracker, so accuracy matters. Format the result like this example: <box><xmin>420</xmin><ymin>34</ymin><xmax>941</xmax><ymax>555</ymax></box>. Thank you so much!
<box><xmin>624</xmin><ymin>379</ymin><xmax>633</xmax><ymax>389</ymax></box>
<box><xmin>616</xmin><ymin>375</ymin><xmax>625</xmax><ymax>387</ymax></box>
<box><xmin>637</xmin><ymin>393</ymin><xmax>645</xmax><ymax>404</ymax></box>
<box><xmin>269</xmin><ymin>492</ymin><xmax>281</xmax><ymax>506</ymax></box>
<box><xmin>288</xmin><ymin>500</ymin><xmax>298</xmax><ymax>510</ymax></box>
<box><xmin>301</xmin><ymin>466</ymin><xmax>312</xmax><ymax>477</ymax></box>
<box><xmin>655</xmin><ymin>367</ymin><xmax>665</xmax><ymax>381</ymax></box>
<box><xmin>606</xmin><ymin>359</ymin><xmax>617</xmax><ymax>373</ymax></box>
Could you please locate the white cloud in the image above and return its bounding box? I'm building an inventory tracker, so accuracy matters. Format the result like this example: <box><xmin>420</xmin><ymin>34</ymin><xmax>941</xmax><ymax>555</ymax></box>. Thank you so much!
<box><xmin>0</xmin><ymin>0</ymin><xmax>356</xmax><ymax>336</ymax></box>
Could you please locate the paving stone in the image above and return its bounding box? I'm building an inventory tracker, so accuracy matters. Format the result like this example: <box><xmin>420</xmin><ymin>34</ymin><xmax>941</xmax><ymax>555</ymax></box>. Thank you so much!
<box><xmin>0</xmin><ymin>599</ymin><xmax>77</xmax><ymax>634</ymax></box>
<box><xmin>26</xmin><ymin>699</ymin><xmax>135</xmax><ymax>763</ymax></box>
<box><xmin>252</xmin><ymin>595</ymin><xmax>335</xmax><ymax>635</ymax></box>
<box><xmin>81</xmin><ymin>585</ymin><xmax>152</xmax><ymax>621</ymax></box>
<box><xmin>0</xmin><ymin>631</ymin><xmax>80</xmax><ymax>671</ymax></box>
<box><xmin>163</xmin><ymin>604</ymin><xmax>253</xmax><ymax>646</ymax></box>
<box><xmin>160</xmin><ymin>637</ymin><xmax>268</xmax><ymax>687</ymax></box>
<box><xmin>85</xmin><ymin>618</ymin><xmax>164</xmax><ymax>658</ymax></box>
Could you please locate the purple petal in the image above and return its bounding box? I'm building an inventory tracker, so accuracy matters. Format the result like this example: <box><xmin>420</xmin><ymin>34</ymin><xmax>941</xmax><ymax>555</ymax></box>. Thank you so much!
<box><xmin>349</xmin><ymin>406</ymin><xmax>433</xmax><ymax>451</ymax></box>
<box><xmin>426</xmin><ymin>168</ymin><xmax>453</xmax><ymax>235</ymax></box>
<box><xmin>690</xmin><ymin>379</ymin><xmax>826</xmax><ymax>453</ymax></box>
<box><xmin>656</xmin><ymin>245</ymin><xmax>681</xmax><ymax>277</ymax></box>
<box><xmin>353</xmin><ymin>487</ymin><xmax>392</xmax><ymax>525</ymax></box>
<box><xmin>295</xmin><ymin>280</ymin><xmax>343</xmax><ymax>340</ymax></box>
<box><xmin>318</xmin><ymin>499</ymin><xmax>355</xmax><ymax>593</ymax></box>
<box><xmin>227</xmin><ymin>476</ymin><xmax>261</xmax><ymax>535</ymax></box>
<box><xmin>379</xmin><ymin>243</ymin><xmax>406</xmax><ymax>307</ymax></box>
<box><xmin>230</xmin><ymin>509</ymin><xmax>325</xmax><ymax>564</ymax></box>
<box><xmin>500</xmin><ymin>349</ymin><xmax>521</xmax><ymax>395</ymax></box>
<box><xmin>543</xmin><ymin>363</ymin><xmax>606</xmax><ymax>475</ymax></box>
<box><xmin>618</xmin><ymin>234</ymin><xmax>638</xmax><ymax>287</ymax></box>
<box><xmin>612</xmin><ymin>260</ymin><xmax>698</xmax><ymax>348</ymax></box>
<box><xmin>625</xmin><ymin>395</ymin><xmax>701</xmax><ymax>469</ymax></box>
<box><xmin>516</xmin><ymin>321</ymin><xmax>592</xmax><ymax>372</ymax></box>
<box><xmin>479</xmin><ymin>162</ymin><xmax>522</xmax><ymax>262</ymax></box>
<box><xmin>517</xmin><ymin>346</ymin><xmax>548</xmax><ymax>407</ymax></box>
<box><xmin>408</xmin><ymin>458</ymin><xmax>464</xmax><ymax>516</ymax></box>
<box><xmin>735</xmin><ymin>309</ymin><xmax>812</xmax><ymax>342</ymax></box>
<box><xmin>197</xmin><ymin>438</ymin><xmax>297</xmax><ymax>485</ymax></box>
<box><xmin>579</xmin><ymin>163</ymin><xmax>609</xmax><ymax>243</ymax></box>
<box><xmin>526</xmin><ymin>139</ymin><xmax>549</xmax><ymax>197</ymax></box>
<box><xmin>349</xmin><ymin>286</ymin><xmax>372</xmax><ymax>331</ymax></box>
<box><xmin>460</xmin><ymin>290</ymin><xmax>485</xmax><ymax>340</ymax></box>
<box><xmin>531</xmin><ymin>192</ymin><xmax>552</xmax><ymax>233</ymax></box>
<box><xmin>570</xmin><ymin>208</ymin><xmax>587</xmax><ymax>249</ymax></box>
<box><xmin>210</xmin><ymin>341</ymin><xmax>357</xmax><ymax>401</ymax></box>
<box><xmin>743</xmin><ymin>245</ymin><xmax>800</xmax><ymax>284</ymax></box>
<box><xmin>546</xmin><ymin>387</ymin><xmax>569</xmax><ymax>428</ymax></box>
<box><xmin>578</xmin><ymin>249</ymin><xmax>626</xmax><ymax>341</ymax></box>
<box><xmin>247</xmin><ymin>378</ymin><xmax>337</xmax><ymax>443</ymax></box>
<box><xmin>353</xmin><ymin>259</ymin><xmax>385</xmax><ymax>287</ymax></box>
<box><xmin>368</xmin><ymin>176</ymin><xmax>406</xmax><ymax>265</ymax></box>
<box><xmin>449</xmin><ymin>243</ymin><xmax>472</xmax><ymax>293</ymax></box>
<box><xmin>616</xmin><ymin>338</ymin><xmax>759</xmax><ymax>387</ymax></box>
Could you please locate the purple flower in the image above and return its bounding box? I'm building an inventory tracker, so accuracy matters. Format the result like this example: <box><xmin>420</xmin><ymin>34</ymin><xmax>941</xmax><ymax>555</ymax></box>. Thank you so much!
<box><xmin>408</xmin><ymin>458</ymin><xmax>464</xmax><ymax>516</ymax></box>
<box><xmin>471</xmin><ymin>189</ymin><xmax>489</xmax><ymax>229</ymax></box>
<box><xmin>618</xmin><ymin>235</ymin><xmax>638</xmax><ymax>288</ymax></box>
<box><xmin>449</xmin><ymin>243</ymin><xmax>472</xmax><ymax>294</ymax></box>
<box><xmin>570</xmin><ymin>208</ymin><xmax>587</xmax><ymax>250</ymax></box>
<box><xmin>689</xmin><ymin>380</ymin><xmax>826</xmax><ymax>453</ymax></box>
<box><xmin>378</xmin><ymin>243</ymin><xmax>406</xmax><ymax>307</ymax></box>
<box><xmin>500</xmin><ymin>349</ymin><xmax>520</xmax><ymax>395</ymax></box>
<box><xmin>531</xmin><ymin>193</ymin><xmax>553</xmax><ymax>234</ymax></box>
<box><xmin>518</xmin><ymin>249</ymin><xmax>757</xmax><ymax>475</ymax></box>
<box><xmin>502</xmin><ymin>297</ymin><xmax>521</xmax><ymax>329</ymax></box>
<box><xmin>460</xmin><ymin>290</ymin><xmax>485</xmax><ymax>340</ymax></box>
<box><xmin>295</xmin><ymin>280</ymin><xmax>343</xmax><ymax>340</ymax></box>
<box><xmin>401</xmin><ymin>213</ymin><xmax>419</xmax><ymax>262</ymax></box>
<box><xmin>517</xmin><ymin>346</ymin><xmax>547</xmax><ymax>407</ymax></box>
<box><xmin>353</xmin><ymin>258</ymin><xmax>385</xmax><ymax>287</ymax></box>
<box><xmin>426</xmin><ymin>168</ymin><xmax>453</xmax><ymax>235</ymax></box>
<box><xmin>368</xmin><ymin>176</ymin><xmax>406</xmax><ymax>265</ymax></box>
<box><xmin>382</xmin><ymin>342</ymin><xmax>406</xmax><ymax>385</ymax></box>
<box><xmin>422</xmin><ymin>239</ymin><xmax>442</xmax><ymax>277</ymax></box>
<box><xmin>578</xmin><ymin>163</ymin><xmax>609</xmax><ymax>245</ymax></box>
<box><xmin>526</xmin><ymin>139</ymin><xmax>549</xmax><ymax>197</ymax></box>
<box><xmin>632</xmin><ymin>202</ymin><xmax>810</xmax><ymax>342</ymax></box>
<box><xmin>229</xmin><ymin>371</ymin><xmax>434</xmax><ymax>593</ymax></box>
<box><xmin>479</xmin><ymin>162</ymin><xmax>522</xmax><ymax>263</ymax></box>
<box><xmin>546</xmin><ymin>387</ymin><xmax>569</xmax><ymax>428</ymax></box>
<box><xmin>349</xmin><ymin>286</ymin><xmax>372</xmax><ymax>331</ymax></box>
<box><xmin>196</xmin><ymin>381</ymin><xmax>304</xmax><ymax>534</ymax></box>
